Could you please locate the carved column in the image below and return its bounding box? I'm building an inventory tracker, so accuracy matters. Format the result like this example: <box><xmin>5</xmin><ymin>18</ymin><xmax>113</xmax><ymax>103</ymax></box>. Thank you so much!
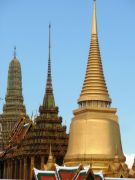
<box><xmin>30</xmin><ymin>156</ymin><xmax>35</xmax><ymax>180</ymax></box>
<box><xmin>41</xmin><ymin>156</ymin><xmax>44</xmax><ymax>170</ymax></box>
<box><xmin>24</xmin><ymin>157</ymin><xmax>27</xmax><ymax>179</ymax></box>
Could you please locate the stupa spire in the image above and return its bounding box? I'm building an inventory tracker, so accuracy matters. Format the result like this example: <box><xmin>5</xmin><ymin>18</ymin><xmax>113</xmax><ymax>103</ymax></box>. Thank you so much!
<box><xmin>92</xmin><ymin>0</ymin><xmax>97</xmax><ymax>35</ymax></box>
<box><xmin>78</xmin><ymin>0</ymin><xmax>111</xmax><ymax>107</ymax></box>
<box><xmin>43</xmin><ymin>24</ymin><xmax>55</xmax><ymax>108</ymax></box>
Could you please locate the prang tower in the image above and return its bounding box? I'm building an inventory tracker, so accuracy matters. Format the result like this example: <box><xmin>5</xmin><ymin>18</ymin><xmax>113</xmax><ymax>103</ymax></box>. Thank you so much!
<box><xmin>0</xmin><ymin>48</ymin><xmax>27</xmax><ymax>148</ymax></box>
<box><xmin>64</xmin><ymin>0</ymin><xmax>128</xmax><ymax>176</ymax></box>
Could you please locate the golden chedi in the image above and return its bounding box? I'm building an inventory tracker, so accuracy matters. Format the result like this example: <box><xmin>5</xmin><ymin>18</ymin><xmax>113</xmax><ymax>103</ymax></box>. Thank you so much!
<box><xmin>64</xmin><ymin>0</ymin><xmax>128</xmax><ymax>177</ymax></box>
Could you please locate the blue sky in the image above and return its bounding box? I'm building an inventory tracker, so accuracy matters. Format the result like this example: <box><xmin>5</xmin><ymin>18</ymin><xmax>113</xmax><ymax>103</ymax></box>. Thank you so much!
<box><xmin>0</xmin><ymin>0</ymin><xmax>135</xmax><ymax>156</ymax></box>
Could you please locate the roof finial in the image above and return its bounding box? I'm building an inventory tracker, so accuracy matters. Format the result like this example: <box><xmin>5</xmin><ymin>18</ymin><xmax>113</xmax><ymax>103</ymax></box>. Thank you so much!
<box><xmin>49</xmin><ymin>23</ymin><xmax>51</xmax><ymax>61</ymax></box>
<box><xmin>14</xmin><ymin>46</ymin><xmax>16</xmax><ymax>58</ymax></box>
<box><xmin>92</xmin><ymin>0</ymin><xmax>97</xmax><ymax>34</ymax></box>
<box><xmin>41</xmin><ymin>24</ymin><xmax>55</xmax><ymax>109</ymax></box>
<box><xmin>47</xmin><ymin>23</ymin><xmax>51</xmax><ymax>83</ymax></box>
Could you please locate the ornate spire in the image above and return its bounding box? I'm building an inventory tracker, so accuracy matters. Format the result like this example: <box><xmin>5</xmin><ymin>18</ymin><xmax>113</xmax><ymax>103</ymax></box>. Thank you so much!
<box><xmin>3</xmin><ymin>48</ymin><xmax>26</xmax><ymax>114</ymax></box>
<box><xmin>78</xmin><ymin>0</ymin><xmax>111</xmax><ymax>107</ymax></box>
<box><xmin>48</xmin><ymin>144</ymin><xmax>54</xmax><ymax>161</ymax></box>
<box><xmin>0</xmin><ymin>49</ymin><xmax>26</xmax><ymax>147</ymax></box>
<box><xmin>43</xmin><ymin>24</ymin><xmax>55</xmax><ymax>109</ymax></box>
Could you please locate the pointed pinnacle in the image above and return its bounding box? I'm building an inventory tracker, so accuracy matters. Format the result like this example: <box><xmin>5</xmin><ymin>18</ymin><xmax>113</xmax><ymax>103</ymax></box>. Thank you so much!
<box><xmin>92</xmin><ymin>0</ymin><xmax>97</xmax><ymax>34</ymax></box>
<box><xmin>14</xmin><ymin>46</ymin><xmax>16</xmax><ymax>58</ymax></box>
<box><xmin>49</xmin><ymin>143</ymin><xmax>52</xmax><ymax>155</ymax></box>
<box><xmin>49</xmin><ymin>24</ymin><xmax>51</xmax><ymax>55</ymax></box>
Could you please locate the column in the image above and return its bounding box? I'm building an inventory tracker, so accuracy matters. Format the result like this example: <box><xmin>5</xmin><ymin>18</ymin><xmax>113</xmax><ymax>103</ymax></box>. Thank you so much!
<box><xmin>8</xmin><ymin>159</ymin><xmax>12</xmax><ymax>179</ymax></box>
<box><xmin>6</xmin><ymin>160</ymin><xmax>8</xmax><ymax>179</ymax></box>
<box><xmin>41</xmin><ymin>156</ymin><xmax>44</xmax><ymax>170</ymax></box>
<box><xmin>0</xmin><ymin>162</ymin><xmax>1</xmax><ymax>178</ymax></box>
<box><xmin>4</xmin><ymin>161</ymin><xmax>7</xmax><ymax>179</ymax></box>
<box><xmin>3</xmin><ymin>161</ymin><xmax>6</xmax><ymax>179</ymax></box>
<box><xmin>24</xmin><ymin>157</ymin><xmax>27</xmax><ymax>180</ymax></box>
<box><xmin>10</xmin><ymin>160</ymin><xmax>13</xmax><ymax>179</ymax></box>
<box><xmin>12</xmin><ymin>160</ymin><xmax>15</xmax><ymax>179</ymax></box>
<box><xmin>14</xmin><ymin>159</ymin><xmax>17</xmax><ymax>179</ymax></box>
<box><xmin>16</xmin><ymin>159</ymin><xmax>19</xmax><ymax>179</ymax></box>
<box><xmin>7</xmin><ymin>159</ymin><xmax>10</xmax><ymax>179</ymax></box>
<box><xmin>0</xmin><ymin>162</ymin><xmax>2</xmax><ymax>178</ymax></box>
<box><xmin>30</xmin><ymin>156</ymin><xmax>34</xmax><ymax>180</ymax></box>
<box><xmin>19</xmin><ymin>159</ymin><xmax>22</xmax><ymax>179</ymax></box>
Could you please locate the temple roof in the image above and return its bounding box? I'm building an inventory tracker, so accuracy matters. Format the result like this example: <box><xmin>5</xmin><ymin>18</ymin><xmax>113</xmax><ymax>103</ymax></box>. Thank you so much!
<box><xmin>78</xmin><ymin>0</ymin><xmax>111</xmax><ymax>105</ymax></box>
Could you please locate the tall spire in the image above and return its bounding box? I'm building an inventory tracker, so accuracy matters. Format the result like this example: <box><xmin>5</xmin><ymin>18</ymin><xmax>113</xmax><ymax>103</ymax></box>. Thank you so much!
<box><xmin>43</xmin><ymin>24</ymin><xmax>55</xmax><ymax>108</ymax></box>
<box><xmin>0</xmin><ymin>49</ymin><xmax>26</xmax><ymax>147</ymax></box>
<box><xmin>92</xmin><ymin>0</ymin><xmax>97</xmax><ymax>35</ymax></box>
<box><xmin>3</xmin><ymin>48</ymin><xmax>26</xmax><ymax>114</ymax></box>
<box><xmin>78</xmin><ymin>0</ymin><xmax>111</xmax><ymax>107</ymax></box>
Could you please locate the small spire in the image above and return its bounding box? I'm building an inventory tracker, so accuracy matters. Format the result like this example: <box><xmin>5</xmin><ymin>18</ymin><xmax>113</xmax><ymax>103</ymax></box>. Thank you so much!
<box><xmin>14</xmin><ymin>46</ymin><xmax>16</xmax><ymax>58</ymax></box>
<box><xmin>44</xmin><ymin>143</ymin><xmax>55</xmax><ymax>170</ymax></box>
<box><xmin>49</xmin><ymin>143</ymin><xmax>52</xmax><ymax>156</ymax></box>
<box><xmin>45</xmin><ymin>24</ymin><xmax>53</xmax><ymax>93</ymax></box>
<box><xmin>49</xmin><ymin>24</ymin><xmax>51</xmax><ymax>61</ymax></box>
<box><xmin>92</xmin><ymin>0</ymin><xmax>97</xmax><ymax>34</ymax></box>
<box><xmin>46</xmin><ymin>23</ymin><xmax>52</xmax><ymax>92</ymax></box>
<box><xmin>48</xmin><ymin>143</ymin><xmax>54</xmax><ymax>162</ymax></box>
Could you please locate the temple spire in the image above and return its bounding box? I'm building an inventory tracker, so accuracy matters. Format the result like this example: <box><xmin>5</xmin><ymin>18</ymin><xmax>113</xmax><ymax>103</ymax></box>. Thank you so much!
<box><xmin>92</xmin><ymin>0</ymin><xmax>97</xmax><ymax>35</ymax></box>
<box><xmin>5</xmin><ymin>50</ymin><xmax>26</xmax><ymax>113</ymax></box>
<box><xmin>0</xmin><ymin>49</ymin><xmax>26</xmax><ymax>147</ymax></box>
<box><xmin>78</xmin><ymin>0</ymin><xmax>111</xmax><ymax>107</ymax></box>
<box><xmin>43</xmin><ymin>24</ymin><xmax>55</xmax><ymax>108</ymax></box>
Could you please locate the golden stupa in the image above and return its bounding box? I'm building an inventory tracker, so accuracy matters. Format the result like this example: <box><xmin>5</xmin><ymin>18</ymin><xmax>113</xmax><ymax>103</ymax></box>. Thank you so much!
<box><xmin>64</xmin><ymin>0</ymin><xmax>128</xmax><ymax>177</ymax></box>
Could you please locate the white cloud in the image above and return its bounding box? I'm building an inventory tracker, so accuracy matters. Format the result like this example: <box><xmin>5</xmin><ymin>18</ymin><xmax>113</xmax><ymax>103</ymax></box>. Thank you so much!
<box><xmin>125</xmin><ymin>154</ymin><xmax>134</xmax><ymax>169</ymax></box>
